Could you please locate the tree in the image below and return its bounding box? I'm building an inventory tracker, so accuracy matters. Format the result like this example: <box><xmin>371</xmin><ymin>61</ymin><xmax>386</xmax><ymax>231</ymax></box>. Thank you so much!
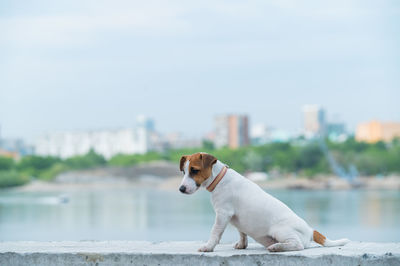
<box><xmin>17</xmin><ymin>156</ymin><xmax>60</xmax><ymax>171</ymax></box>
<box><xmin>202</xmin><ymin>140</ymin><xmax>215</xmax><ymax>150</ymax></box>
<box><xmin>0</xmin><ymin>156</ymin><xmax>14</xmax><ymax>171</ymax></box>
<box><xmin>64</xmin><ymin>149</ymin><xmax>106</xmax><ymax>169</ymax></box>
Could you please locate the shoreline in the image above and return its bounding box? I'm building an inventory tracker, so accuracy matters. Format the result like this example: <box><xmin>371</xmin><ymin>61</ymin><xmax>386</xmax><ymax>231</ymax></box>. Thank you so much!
<box><xmin>2</xmin><ymin>161</ymin><xmax>400</xmax><ymax>192</ymax></box>
<box><xmin>5</xmin><ymin>174</ymin><xmax>400</xmax><ymax>193</ymax></box>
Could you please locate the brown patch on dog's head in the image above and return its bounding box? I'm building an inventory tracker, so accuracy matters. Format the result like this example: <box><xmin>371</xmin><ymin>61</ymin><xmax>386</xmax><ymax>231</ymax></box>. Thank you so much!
<box><xmin>186</xmin><ymin>152</ymin><xmax>217</xmax><ymax>187</ymax></box>
<box><xmin>180</xmin><ymin>155</ymin><xmax>190</xmax><ymax>172</ymax></box>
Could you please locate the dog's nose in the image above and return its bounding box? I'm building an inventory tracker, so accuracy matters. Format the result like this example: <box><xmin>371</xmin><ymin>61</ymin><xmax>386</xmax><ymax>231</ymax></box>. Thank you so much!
<box><xmin>179</xmin><ymin>185</ymin><xmax>186</xmax><ymax>193</ymax></box>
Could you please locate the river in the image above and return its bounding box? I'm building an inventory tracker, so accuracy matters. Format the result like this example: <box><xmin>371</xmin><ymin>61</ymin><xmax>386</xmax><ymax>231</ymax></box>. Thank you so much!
<box><xmin>0</xmin><ymin>188</ymin><xmax>399</xmax><ymax>242</ymax></box>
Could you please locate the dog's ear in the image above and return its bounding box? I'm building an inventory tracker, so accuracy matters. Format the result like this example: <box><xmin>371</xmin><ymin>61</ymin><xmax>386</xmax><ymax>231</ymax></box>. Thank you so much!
<box><xmin>201</xmin><ymin>153</ymin><xmax>217</xmax><ymax>169</ymax></box>
<box><xmin>180</xmin><ymin>155</ymin><xmax>189</xmax><ymax>171</ymax></box>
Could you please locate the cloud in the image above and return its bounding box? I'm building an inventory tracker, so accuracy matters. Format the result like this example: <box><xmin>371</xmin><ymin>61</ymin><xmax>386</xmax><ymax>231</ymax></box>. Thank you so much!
<box><xmin>1</xmin><ymin>0</ymin><xmax>396</xmax><ymax>51</ymax></box>
<box><xmin>0</xmin><ymin>3</ymin><xmax>189</xmax><ymax>47</ymax></box>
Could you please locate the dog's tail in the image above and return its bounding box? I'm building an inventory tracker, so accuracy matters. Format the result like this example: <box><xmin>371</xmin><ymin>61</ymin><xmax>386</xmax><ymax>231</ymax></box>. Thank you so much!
<box><xmin>313</xmin><ymin>230</ymin><xmax>350</xmax><ymax>247</ymax></box>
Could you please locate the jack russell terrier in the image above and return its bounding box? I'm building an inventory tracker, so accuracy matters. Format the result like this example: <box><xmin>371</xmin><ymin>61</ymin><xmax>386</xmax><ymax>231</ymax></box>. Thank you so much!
<box><xmin>179</xmin><ymin>152</ymin><xmax>350</xmax><ymax>252</ymax></box>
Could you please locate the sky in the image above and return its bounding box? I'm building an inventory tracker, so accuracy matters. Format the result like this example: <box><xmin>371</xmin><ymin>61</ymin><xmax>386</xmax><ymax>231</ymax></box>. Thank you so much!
<box><xmin>0</xmin><ymin>0</ymin><xmax>399</xmax><ymax>142</ymax></box>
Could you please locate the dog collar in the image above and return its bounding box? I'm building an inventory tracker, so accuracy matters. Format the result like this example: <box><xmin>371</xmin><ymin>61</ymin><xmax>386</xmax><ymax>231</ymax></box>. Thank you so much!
<box><xmin>206</xmin><ymin>166</ymin><xmax>228</xmax><ymax>192</ymax></box>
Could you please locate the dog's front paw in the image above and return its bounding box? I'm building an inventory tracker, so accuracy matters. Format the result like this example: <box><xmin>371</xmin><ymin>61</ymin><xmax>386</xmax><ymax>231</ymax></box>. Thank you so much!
<box><xmin>234</xmin><ymin>241</ymin><xmax>247</xmax><ymax>249</ymax></box>
<box><xmin>198</xmin><ymin>245</ymin><xmax>214</xmax><ymax>252</ymax></box>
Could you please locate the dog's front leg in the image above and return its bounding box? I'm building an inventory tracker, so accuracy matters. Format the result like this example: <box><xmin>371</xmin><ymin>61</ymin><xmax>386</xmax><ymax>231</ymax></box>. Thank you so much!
<box><xmin>198</xmin><ymin>212</ymin><xmax>232</xmax><ymax>252</ymax></box>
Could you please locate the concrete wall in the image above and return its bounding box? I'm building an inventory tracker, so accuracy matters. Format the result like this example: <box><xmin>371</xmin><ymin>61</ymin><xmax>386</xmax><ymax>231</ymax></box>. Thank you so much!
<box><xmin>1</xmin><ymin>241</ymin><xmax>399</xmax><ymax>266</ymax></box>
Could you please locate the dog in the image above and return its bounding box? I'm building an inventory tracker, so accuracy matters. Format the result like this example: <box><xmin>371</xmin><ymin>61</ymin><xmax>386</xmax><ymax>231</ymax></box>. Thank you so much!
<box><xmin>179</xmin><ymin>152</ymin><xmax>350</xmax><ymax>252</ymax></box>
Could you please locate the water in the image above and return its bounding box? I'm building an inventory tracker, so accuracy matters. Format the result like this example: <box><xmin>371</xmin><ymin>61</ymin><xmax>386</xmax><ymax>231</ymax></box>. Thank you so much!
<box><xmin>0</xmin><ymin>188</ymin><xmax>399</xmax><ymax>242</ymax></box>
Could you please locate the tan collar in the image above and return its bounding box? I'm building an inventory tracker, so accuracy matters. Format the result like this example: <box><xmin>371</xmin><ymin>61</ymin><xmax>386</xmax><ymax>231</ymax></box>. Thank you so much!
<box><xmin>206</xmin><ymin>166</ymin><xmax>228</xmax><ymax>192</ymax></box>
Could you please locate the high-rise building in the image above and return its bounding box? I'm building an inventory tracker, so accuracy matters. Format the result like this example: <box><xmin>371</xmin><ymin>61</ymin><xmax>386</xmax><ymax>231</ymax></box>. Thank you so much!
<box><xmin>302</xmin><ymin>105</ymin><xmax>326</xmax><ymax>138</ymax></box>
<box><xmin>0</xmin><ymin>125</ymin><xmax>33</xmax><ymax>156</ymax></box>
<box><xmin>356</xmin><ymin>120</ymin><xmax>400</xmax><ymax>143</ymax></box>
<box><xmin>326</xmin><ymin>122</ymin><xmax>346</xmax><ymax>137</ymax></box>
<box><xmin>250</xmin><ymin>123</ymin><xmax>270</xmax><ymax>145</ymax></box>
<box><xmin>214</xmin><ymin>114</ymin><xmax>249</xmax><ymax>149</ymax></box>
<box><xmin>136</xmin><ymin>115</ymin><xmax>155</xmax><ymax>132</ymax></box>
<box><xmin>250</xmin><ymin>123</ymin><xmax>292</xmax><ymax>145</ymax></box>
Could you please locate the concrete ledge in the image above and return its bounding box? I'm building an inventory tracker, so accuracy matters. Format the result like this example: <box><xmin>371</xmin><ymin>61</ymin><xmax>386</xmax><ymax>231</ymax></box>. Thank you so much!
<box><xmin>0</xmin><ymin>241</ymin><xmax>399</xmax><ymax>266</ymax></box>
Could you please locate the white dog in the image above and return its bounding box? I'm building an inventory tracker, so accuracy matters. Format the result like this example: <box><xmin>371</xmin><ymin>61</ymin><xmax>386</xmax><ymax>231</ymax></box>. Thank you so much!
<box><xmin>179</xmin><ymin>152</ymin><xmax>350</xmax><ymax>252</ymax></box>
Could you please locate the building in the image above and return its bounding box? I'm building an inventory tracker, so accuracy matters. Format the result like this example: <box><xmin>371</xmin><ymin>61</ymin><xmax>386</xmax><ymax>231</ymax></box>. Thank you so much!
<box><xmin>34</xmin><ymin>116</ymin><xmax>154</xmax><ymax>159</ymax></box>
<box><xmin>163</xmin><ymin>132</ymin><xmax>202</xmax><ymax>150</ymax></box>
<box><xmin>135</xmin><ymin>115</ymin><xmax>156</xmax><ymax>151</ymax></box>
<box><xmin>214</xmin><ymin>114</ymin><xmax>249</xmax><ymax>148</ymax></box>
<box><xmin>326</xmin><ymin>122</ymin><xmax>347</xmax><ymax>141</ymax></box>
<box><xmin>35</xmin><ymin>129</ymin><xmax>147</xmax><ymax>159</ymax></box>
<box><xmin>250</xmin><ymin>124</ymin><xmax>292</xmax><ymax>144</ymax></box>
<box><xmin>0</xmin><ymin>125</ymin><xmax>33</xmax><ymax>156</ymax></box>
<box><xmin>250</xmin><ymin>123</ymin><xmax>270</xmax><ymax>145</ymax></box>
<box><xmin>356</xmin><ymin>120</ymin><xmax>400</xmax><ymax>143</ymax></box>
<box><xmin>302</xmin><ymin>105</ymin><xmax>326</xmax><ymax>138</ymax></box>
<box><xmin>136</xmin><ymin>115</ymin><xmax>155</xmax><ymax>132</ymax></box>
<box><xmin>0</xmin><ymin>139</ymin><xmax>33</xmax><ymax>156</ymax></box>
<box><xmin>0</xmin><ymin>148</ymin><xmax>20</xmax><ymax>160</ymax></box>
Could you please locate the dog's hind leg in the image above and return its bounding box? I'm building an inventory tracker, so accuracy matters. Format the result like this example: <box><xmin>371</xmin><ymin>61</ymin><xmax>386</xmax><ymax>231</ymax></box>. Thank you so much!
<box><xmin>254</xmin><ymin>235</ymin><xmax>277</xmax><ymax>248</ymax></box>
<box><xmin>267</xmin><ymin>229</ymin><xmax>304</xmax><ymax>252</ymax></box>
<box><xmin>267</xmin><ymin>239</ymin><xmax>304</xmax><ymax>252</ymax></box>
<box><xmin>234</xmin><ymin>231</ymin><xmax>248</xmax><ymax>249</ymax></box>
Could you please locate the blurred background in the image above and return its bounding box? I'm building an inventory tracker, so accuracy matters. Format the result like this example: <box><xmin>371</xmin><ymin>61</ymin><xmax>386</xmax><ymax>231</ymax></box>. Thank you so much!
<box><xmin>0</xmin><ymin>1</ymin><xmax>399</xmax><ymax>243</ymax></box>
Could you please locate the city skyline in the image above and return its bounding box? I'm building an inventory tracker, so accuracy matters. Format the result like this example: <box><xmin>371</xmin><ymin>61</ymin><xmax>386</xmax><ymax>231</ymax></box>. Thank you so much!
<box><xmin>1</xmin><ymin>1</ymin><xmax>399</xmax><ymax>142</ymax></box>
<box><xmin>0</xmin><ymin>104</ymin><xmax>398</xmax><ymax>144</ymax></box>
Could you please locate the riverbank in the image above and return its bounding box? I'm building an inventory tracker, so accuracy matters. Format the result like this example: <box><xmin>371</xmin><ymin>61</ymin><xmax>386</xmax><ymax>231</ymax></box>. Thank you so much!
<box><xmin>1</xmin><ymin>161</ymin><xmax>398</xmax><ymax>192</ymax></box>
<box><xmin>10</xmin><ymin>173</ymin><xmax>400</xmax><ymax>193</ymax></box>
<box><xmin>160</xmin><ymin>175</ymin><xmax>400</xmax><ymax>191</ymax></box>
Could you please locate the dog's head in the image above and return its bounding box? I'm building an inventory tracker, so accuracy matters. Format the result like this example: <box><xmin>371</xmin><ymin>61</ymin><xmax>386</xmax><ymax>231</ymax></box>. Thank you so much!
<box><xmin>178</xmin><ymin>152</ymin><xmax>217</xmax><ymax>194</ymax></box>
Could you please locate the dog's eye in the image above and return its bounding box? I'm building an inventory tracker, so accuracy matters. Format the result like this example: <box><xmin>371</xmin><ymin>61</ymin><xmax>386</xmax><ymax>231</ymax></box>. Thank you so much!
<box><xmin>191</xmin><ymin>168</ymin><xmax>199</xmax><ymax>175</ymax></box>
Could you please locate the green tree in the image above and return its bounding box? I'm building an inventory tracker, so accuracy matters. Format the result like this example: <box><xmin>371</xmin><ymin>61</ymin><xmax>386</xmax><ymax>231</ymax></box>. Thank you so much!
<box><xmin>0</xmin><ymin>156</ymin><xmax>14</xmax><ymax>171</ymax></box>
<box><xmin>202</xmin><ymin>140</ymin><xmax>215</xmax><ymax>150</ymax></box>
<box><xmin>243</xmin><ymin>150</ymin><xmax>263</xmax><ymax>172</ymax></box>
<box><xmin>64</xmin><ymin>150</ymin><xmax>106</xmax><ymax>169</ymax></box>
<box><xmin>17</xmin><ymin>155</ymin><xmax>60</xmax><ymax>171</ymax></box>
<box><xmin>0</xmin><ymin>171</ymin><xmax>30</xmax><ymax>187</ymax></box>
